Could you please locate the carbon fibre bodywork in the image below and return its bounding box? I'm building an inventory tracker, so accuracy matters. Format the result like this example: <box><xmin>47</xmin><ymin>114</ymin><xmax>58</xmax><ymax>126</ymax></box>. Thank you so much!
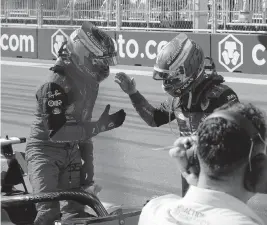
<box><xmin>1</xmin><ymin>191</ymin><xmax>141</xmax><ymax>225</ymax></box>
<box><xmin>1</xmin><ymin>136</ymin><xmax>141</xmax><ymax>225</ymax></box>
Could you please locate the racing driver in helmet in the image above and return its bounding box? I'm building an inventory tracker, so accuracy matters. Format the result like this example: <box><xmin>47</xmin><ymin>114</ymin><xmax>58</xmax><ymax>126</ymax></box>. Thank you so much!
<box><xmin>115</xmin><ymin>33</ymin><xmax>239</xmax><ymax>197</ymax></box>
<box><xmin>25</xmin><ymin>21</ymin><xmax>126</xmax><ymax>224</ymax></box>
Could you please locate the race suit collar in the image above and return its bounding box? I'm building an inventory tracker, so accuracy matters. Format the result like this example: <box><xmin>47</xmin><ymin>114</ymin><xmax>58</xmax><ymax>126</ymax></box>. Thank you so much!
<box><xmin>49</xmin><ymin>57</ymin><xmax>65</xmax><ymax>74</ymax></box>
<box><xmin>183</xmin><ymin>186</ymin><xmax>264</xmax><ymax>225</ymax></box>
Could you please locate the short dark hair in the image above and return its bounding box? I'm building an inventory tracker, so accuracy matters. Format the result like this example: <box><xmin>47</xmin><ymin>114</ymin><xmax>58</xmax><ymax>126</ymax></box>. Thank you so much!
<box><xmin>197</xmin><ymin>102</ymin><xmax>266</xmax><ymax>178</ymax></box>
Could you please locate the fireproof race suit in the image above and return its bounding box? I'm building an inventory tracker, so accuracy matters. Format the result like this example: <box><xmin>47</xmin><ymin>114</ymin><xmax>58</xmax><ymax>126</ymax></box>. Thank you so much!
<box><xmin>25</xmin><ymin>64</ymin><xmax>126</xmax><ymax>224</ymax></box>
<box><xmin>128</xmin><ymin>72</ymin><xmax>239</xmax><ymax>196</ymax></box>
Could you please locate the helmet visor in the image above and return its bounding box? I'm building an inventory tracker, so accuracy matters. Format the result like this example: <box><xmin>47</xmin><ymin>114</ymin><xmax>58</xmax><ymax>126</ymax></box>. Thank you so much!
<box><xmin>153</xmin><ymin>65</ymin><xmax>187</xmax><ymax>82</ymax></box>
<box><xmin>95</xmin><ymin>52</ymin><xmax>118</xmax><ymax>66</ymax></box>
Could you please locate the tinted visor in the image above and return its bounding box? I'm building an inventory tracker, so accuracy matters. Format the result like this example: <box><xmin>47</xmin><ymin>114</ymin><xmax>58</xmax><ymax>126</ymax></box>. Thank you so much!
<box><xmin>95</xmin><ymin>52</ymin><xmax>118</xmax><ymax>66</ymax></box>
<box><xmin>153</xmin><ymin>65</ymin><xmax>187</xmax><ymax>82</ymax></box>
<box><xmin>83</xmin><ymin>56</ymin><xmax>111</xmax><ymax>83</ymax></box>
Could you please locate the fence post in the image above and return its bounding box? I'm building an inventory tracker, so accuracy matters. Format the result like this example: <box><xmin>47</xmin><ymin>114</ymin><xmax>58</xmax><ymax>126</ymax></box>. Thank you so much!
<box><xmin>106</xmin><ymin>0</ymin><xmax>110</xmax><ymax>27</ymax></box>
<box><xmin>211</xmin><ymin>0</ymin><xmax>218</xmax><ymax>33</ymax></box>
<box><xmin>196</xmin><ymin>0</ymin><xmax>210</xmax><ymax>30</ymax></box>
<box><xmin>4</xmin><ymin>0</ymin><xmax>8</xmax><ymax>23</ymax></box>
<box><xmin>116</xmin><ymin>0</ymin><xmax>121</xmax><ymax>30</ymax></box>
<box><xmin>37</xmin><ymin>0</ymin><xmax>43</xmax><ymax>28</ymax></box>
<box><xmin>193</xmin><ymin>0</ymin><xmax>199</xmax><ymax>30</ymax></box>
<box><xmin>263</xmin><ymin>0</ymin><xmax>266</xmax><ymax>24</ymax></box>
<box><xmin>70</xmin><ymin>0</ymin><xmax>74</xmax><ymax>25</ymax></box>
<box><xmin>145</xmin><ymin>0</ymin><xmax>149</xmax><ymax>28</ymax></box>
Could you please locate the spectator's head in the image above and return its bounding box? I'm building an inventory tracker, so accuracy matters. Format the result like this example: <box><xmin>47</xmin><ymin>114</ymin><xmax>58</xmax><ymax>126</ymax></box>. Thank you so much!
<box><xmin>152</xmin><ymin>33</ymin><xmax>205</xmax><ymax>98</ymax></box>
<box><xmin>197</xmin><ymin>102</ymin><xmax>267</xmax><ymax>198</ymax></box>
<box><xmin>57</xmin><ymin>21</ymin><xmax>117</xmax><ymax>84</ymax></box>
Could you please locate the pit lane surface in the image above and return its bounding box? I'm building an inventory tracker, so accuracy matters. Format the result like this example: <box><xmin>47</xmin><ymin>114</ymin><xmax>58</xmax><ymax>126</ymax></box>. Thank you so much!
<box><xmin>1</xmin><ymin>57</ymin><xmax>267</xmax><ymax>209</ymax></box>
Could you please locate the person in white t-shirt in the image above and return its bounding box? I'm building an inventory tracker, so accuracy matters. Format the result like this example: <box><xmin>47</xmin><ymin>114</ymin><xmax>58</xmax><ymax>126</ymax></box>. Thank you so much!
<box><xmin>138</xmin><ymin>102</ymin><xmax>267</xmax><ymax>225</ymax></box>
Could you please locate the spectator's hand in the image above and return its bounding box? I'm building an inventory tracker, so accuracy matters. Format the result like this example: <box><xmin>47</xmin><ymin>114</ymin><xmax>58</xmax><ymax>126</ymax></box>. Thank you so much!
<box><xmin>97</xmin><ymin>105</ymin><xmax>126</xmax><ymax>132</ymax></box>
<box><xmin>114</xmin><ymin>72</ymin><xmax>137</xmax><ymax>95</ymax></box>
<box><xmin>169</xmin><ymin>136</ymin><xmax>199</xmax><ymax>186</ymax></box>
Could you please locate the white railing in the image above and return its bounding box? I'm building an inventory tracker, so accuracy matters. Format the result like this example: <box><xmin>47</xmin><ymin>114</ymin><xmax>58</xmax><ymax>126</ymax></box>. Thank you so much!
<box><xmin>1</xmin><ymin>0</ymin><xmax>266</xmax><ymax>32</ymax></box>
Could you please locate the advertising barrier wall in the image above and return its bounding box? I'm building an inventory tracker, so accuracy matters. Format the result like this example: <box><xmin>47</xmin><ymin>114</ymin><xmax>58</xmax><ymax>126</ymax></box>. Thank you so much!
<box><xmin>211</xmin><ymin>33</ymin><xmax>267</xmax><ymax>75</ymax></box>
<box><xmin>1</xmin><ymin>26</ymin><xmax>267</xmax><ymax>75</ymax></box>
<box><xmin>36</xmin><ymin>28</ymin><xmax>210</xmax><ymax>67</ymax></box>
<box><xmin>38</xmin><ymin>28</ymin><xmax>116</xmax><ymax>60</ymax></box>
<box><xmin>114</xmin><ymin>31</ymin><xmax>210</xmax><ymax>67</ymax></box>
<box><xmin>0</xmin><ymin>27</ymin><xmax>37</xmax><ymax>58</ymax></box>
<box><xmin>37</xmin><ymin>28</ymin><xmax>210</xmax><ymax>65</ymax></box>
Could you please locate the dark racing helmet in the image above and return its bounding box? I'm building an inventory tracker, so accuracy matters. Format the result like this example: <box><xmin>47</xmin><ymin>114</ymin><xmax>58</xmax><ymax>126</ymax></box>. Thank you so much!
<box><xmin>153</xmin><ymin>33</ymin><xmax>205</xmax><ymax>97</ymax></box>
<box><xmin>59</xmin><ymin>22</ymin><xmax>117</xmax><ymax>83</ymax></box>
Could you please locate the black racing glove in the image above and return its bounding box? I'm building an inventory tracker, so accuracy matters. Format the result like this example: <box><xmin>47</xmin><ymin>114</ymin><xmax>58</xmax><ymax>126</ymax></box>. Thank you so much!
<box><xmin>97</xmin><ymin>104</ymin><xmax>126</xmax><ymax>133</ymax></box>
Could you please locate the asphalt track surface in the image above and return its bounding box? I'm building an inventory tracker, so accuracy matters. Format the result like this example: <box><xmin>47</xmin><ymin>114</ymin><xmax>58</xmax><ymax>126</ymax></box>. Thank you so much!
<box><xmin>1</xmin><ymin>57</ymin><xmax>267</xmax><ymax>212</ymax></box>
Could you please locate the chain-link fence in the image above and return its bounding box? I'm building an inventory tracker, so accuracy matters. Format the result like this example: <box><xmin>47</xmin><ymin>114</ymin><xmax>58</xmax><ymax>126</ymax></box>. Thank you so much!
<box><xmin>212</xmin><ymin>0</ymin><xmax>267</xmax><ymax>32</ymax></box>
<box><xmin>1</xmin><ymin>0</ymin><xmax>267</xmax><ymax>32</ymax></box>
<box><xmin>1</xmin><ymin>0</ymin><xmax>37</xmax><ymax>19</ymax></box>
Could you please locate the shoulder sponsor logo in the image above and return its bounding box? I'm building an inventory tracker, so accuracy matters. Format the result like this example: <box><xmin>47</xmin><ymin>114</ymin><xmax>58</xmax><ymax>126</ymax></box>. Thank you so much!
<box><xmin>227</xmin><ymin>94</ymin><xmax>237</xmax><ymax>101</ymax></box>
<box><xmin>48</xmin><ymin>100</ymin><xmax>62</xmax><ymax>107</ymax></box>
<box><xmin>51</xmin><ymin>29</ymin><xmax>68</xmax><ymax>58</ymax></box>
<box><xmin>47</xmin><ymin>90</ymin><xmax>62</xmax><ymax>98</ymax></box>
<box><xmin>173</xmin><ymin>205</ymin><xmax>209</xmax><ymax>225</ymax></box>
<box><xmin>52</xmin><ymin>107</ymin><xmax>62</xmax><ymax>115</ymax></box>
<box><xmin>0</xmin><ymin>34</ymin><xmax>34</xmax><ymax>52</ymax></box>
<box><xmin>108</xmin><ymin>122</ymin><xmax>114</xmax><ymax>128</ymax></box>
<box><xmin>218</xmin><ymin>34</ymin><xmax>243</xmax><ymax>72</ymax></box>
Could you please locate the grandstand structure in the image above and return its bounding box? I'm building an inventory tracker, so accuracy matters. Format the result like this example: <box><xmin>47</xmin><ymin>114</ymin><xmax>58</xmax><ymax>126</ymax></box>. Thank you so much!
<box><xmin>1</xmin><ymin>0</ymin><xmax>267</xmax><ymax>32</ymax></box>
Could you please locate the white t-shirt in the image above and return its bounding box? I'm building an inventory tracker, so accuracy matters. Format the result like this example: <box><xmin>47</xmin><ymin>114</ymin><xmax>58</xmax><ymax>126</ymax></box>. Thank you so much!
<box><xmin>138</xmin><ymin>186</ymin><xmax>265</xmax><ymax>225</ymax></box>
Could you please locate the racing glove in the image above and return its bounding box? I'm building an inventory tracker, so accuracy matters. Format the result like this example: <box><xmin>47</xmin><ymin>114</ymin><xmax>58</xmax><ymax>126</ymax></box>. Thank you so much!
<box><xmin>114</xmin><ymin>72</ymin><xmax>137</xmax><ymax>95</ymax></box>
<box><xmin>93</xmin><ymin>104</ymin><xmax>126</xmax><ymax>134</ymax></box>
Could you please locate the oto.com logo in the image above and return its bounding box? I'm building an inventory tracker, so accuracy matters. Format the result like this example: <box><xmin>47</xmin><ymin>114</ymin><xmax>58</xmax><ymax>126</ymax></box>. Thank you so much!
<box><xmin>112</xmin><ymin>34</ymin><xmax>168</xmax><ymax>60</ymax></box>
<box><xmin>0</xmin><ymin>34</ymin><xmax>34</xmax><ymax>52</ymax></box>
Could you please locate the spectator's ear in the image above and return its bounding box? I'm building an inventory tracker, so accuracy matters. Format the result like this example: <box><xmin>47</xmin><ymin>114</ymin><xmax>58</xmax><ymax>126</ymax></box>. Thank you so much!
<box><xmin>244</xmin><ymin>153</ymin><xmax>267</xmax><ymax>193</ymax></box>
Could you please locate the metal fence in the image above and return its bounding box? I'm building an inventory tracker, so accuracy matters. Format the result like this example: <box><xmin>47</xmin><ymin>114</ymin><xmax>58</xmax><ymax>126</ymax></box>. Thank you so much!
<box><xmin>213</xmin><ymin>0</ymin><xmax>267</xmax><ymax>32</ymax></box>
<box><xmin>1</xmin><ymin>0</ymin><xmax>267</xmax><ymax>32</ymax></box>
